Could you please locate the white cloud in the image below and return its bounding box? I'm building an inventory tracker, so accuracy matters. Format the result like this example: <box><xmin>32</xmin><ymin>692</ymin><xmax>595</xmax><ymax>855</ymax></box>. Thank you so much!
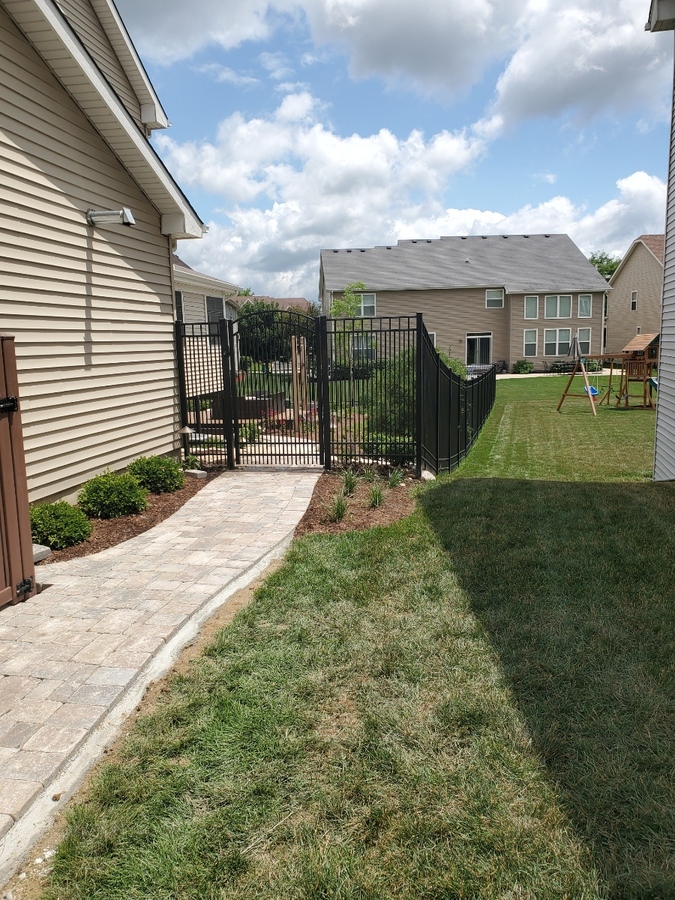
<box><xmin>197</xmin><ymin>64</ymin><xmax>259</xmax><ymax>86</ymax></box>
<box><xmin>491</xmin><ymin>1</ymin><xmax>673</xmax><ymax>128</ymax></box>
<box><xmin>117</xmin><ymin>0</ymin><xmax>673</xmax><ymax>127</ymax></box>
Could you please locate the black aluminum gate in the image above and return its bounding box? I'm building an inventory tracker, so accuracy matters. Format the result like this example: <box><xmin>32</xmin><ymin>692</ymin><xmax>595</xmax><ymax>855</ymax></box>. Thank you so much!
<box><xmin>176</xmin><ymin>312</ymin><xmax>495</xmax><ymax>474</ymax></box>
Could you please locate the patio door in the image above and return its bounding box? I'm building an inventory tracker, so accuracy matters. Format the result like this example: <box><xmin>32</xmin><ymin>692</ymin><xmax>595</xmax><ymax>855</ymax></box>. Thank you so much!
<box><xmin>466</xmin><ymin>333</ymin><xmax>492</xmax><ymax>366</ymax></box>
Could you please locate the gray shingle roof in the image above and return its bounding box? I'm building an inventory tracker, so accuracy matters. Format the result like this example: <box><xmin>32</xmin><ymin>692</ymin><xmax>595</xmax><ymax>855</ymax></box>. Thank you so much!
<box><xmin>320</xmin><ymin>234</ymin><xmax>610</xmax><ymax>294</ymax></box>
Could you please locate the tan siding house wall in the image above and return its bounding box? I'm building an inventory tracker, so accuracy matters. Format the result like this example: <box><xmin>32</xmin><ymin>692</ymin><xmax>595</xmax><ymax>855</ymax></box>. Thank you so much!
<box><xmin>53</xmin><ymin>0</ymin><xmax>142</xmax><ymax>127</ymax></box>
<box><xmin>362</xmin><ymin>288</ymin><xmax>511</xmax><ymax>364</ymax></box>
<box><xmin>1</xmin><ymin>8</ymin><xmax>178</xmax><ymax>503</ymax></box>
<box><xmin>334</xmin><ymin>287</ymin><xmax>605</xmax><ymax>370</ymax></box>
<box><xmin>508</xmin><ymin>291</ymin><xmax>605</xmax><ymax>369</ymax></box>
<box><xmin>181</xmin><ymin>290</ymin><xmax>207</xmax><ymax>322</ymax></box>
<box><xmin>606</xmin><ymin>243</ymin><xmax>663</xmax><ymax>354</ymax></box>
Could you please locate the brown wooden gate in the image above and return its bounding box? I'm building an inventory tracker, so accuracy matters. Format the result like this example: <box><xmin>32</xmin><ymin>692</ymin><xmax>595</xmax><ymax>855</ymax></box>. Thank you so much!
<box><xmin>0</xmin><ymin>335</ymin><xmax>36</xmax><ymax>610</ymax></box>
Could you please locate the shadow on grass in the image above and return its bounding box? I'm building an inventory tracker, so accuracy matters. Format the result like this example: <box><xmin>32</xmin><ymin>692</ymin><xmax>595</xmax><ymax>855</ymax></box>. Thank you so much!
<box><xmin>419</xmin><ymin>478</ymin><xmax>675</xmax><ymax>899</ymax></box>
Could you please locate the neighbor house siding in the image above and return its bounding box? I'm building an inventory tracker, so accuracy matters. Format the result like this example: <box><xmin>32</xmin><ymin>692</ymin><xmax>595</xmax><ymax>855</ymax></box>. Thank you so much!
<box><xmin>53</xmin><ymin>0</ymin><xmax>142</xmax><ymax>128</ymax></box>
<box><xmin>0</xmin><ymin>9</ymin><xmax>177</xmax><ymax>502</ymax></box>
<box><xmin>344</xmin><ymin>288</ymin><xmax>511</xmax><ymax>364</ymax></box>
<box><xmin>606</xmin><ymin>243</ymin><xmax>663</xmax><ymax>354</ymax></box>
<box><xmin>507</xmin><ymin>291</ymin><xmax>605</xmax><ymax>369</ymax></box>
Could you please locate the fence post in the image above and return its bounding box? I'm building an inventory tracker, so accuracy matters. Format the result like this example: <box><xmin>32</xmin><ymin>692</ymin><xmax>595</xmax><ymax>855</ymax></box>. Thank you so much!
<box><xmin>174</xmin><ymin>321</ymin><xmax>190</xmax><ymax>459</ymax></box>
<box><xmin>218</xmin><ymin>318</ymin><xmax>236</xmax><ymax>470</ymax></box>
<box><xmin>415</xmin><ymin>313</ymin><xmax>424</xmax><ymax>479</ymax></box>
<box><xmin>0</xmin><ymin>335</ymin><xmax>36</xmax><ymax>608</ymax></box>
<box><xmin>317</xmin><ymin>316</ymin><xmax>331</xmax><ymax>470</ymax></box>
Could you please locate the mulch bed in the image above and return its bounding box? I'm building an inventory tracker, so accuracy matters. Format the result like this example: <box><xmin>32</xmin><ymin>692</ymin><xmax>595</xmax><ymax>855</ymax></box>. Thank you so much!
<box><xmin>39</xmin><ymin>469</ymin><xmax>420</xmax><ymax>565</ymax></box>
<box><xmin>294</xmin><ymin>471</ymin><xmax>418</xmax><ymax>537</ymax></box>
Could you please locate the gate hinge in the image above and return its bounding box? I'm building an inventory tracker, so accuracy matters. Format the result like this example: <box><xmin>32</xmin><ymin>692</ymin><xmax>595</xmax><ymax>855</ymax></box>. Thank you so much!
<box><xmin>16</xmin><ymin>577</ymin><xmax>34</xmax><ymax>599</ymax></box>
<box><xmin>0</xmin><ymin>396</ymin><xmax>18</xmax><ymax>413</ymax></box>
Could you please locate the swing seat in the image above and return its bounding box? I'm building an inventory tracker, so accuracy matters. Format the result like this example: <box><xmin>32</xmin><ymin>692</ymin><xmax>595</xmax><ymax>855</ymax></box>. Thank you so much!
<box><xmin>584</xmin><ymin>385</ymin><xmax>599</xmax><ymax>398</ymax></box>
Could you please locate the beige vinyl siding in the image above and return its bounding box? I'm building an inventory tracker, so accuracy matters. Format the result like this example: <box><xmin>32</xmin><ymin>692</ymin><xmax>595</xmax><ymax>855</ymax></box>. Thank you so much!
<box><xmin>53</xmin><ymin>0</ymin><xmax>142</xmax><ymax>128</ymax></box>
<box><xmin>606</xmin><ymin>244</ymin><xmax>663</xmax><ymax>353</ymax></box>
<box><xmin>507</xmin><ymin>292</ymin><xmax>605</xmax><ymax>371</ymax></box>
<box><xmin>1</xmin><ymin>8</ymin><xmax>177</xmax><ymax>502</ymax></box>
<box><xmin>356</xmin><ymin>288</ymin><xmax>510</xmax><ymax>364</ymax></box>
<box><xmin>655</xmin><ymin>41</ymin><xmax>675</xmax><ymax>480</ymax></box>
<box><xmin>180</xmin><ymin>290</ymin><xmax>207</xmax><ymax>322</ymax></box>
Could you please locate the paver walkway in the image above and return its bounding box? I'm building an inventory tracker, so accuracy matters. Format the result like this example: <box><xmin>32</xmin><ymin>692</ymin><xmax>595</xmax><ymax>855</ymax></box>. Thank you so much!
<box><xmin>0</xmin><ymin>469</ymin><xmax>320</xmax><ymax>886</ymax></box>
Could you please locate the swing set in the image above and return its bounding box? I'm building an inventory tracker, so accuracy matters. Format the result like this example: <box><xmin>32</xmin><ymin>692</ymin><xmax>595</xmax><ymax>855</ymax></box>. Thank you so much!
<box><xmin>557</xmin><ymin>334</ymin><xmax>659</xmax><ymax>416</ymax></box>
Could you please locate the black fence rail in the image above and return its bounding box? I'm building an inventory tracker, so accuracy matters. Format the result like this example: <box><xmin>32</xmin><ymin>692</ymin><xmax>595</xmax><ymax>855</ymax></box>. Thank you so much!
<box><xmin>176</xmin><ymin>314</ymin><xmax>496</xmax><ymax>475</ymax></box>
<box><xmin>418</xmin><ymin>316</ymin><xmax>496</xmax><ymax>475</ymax></box>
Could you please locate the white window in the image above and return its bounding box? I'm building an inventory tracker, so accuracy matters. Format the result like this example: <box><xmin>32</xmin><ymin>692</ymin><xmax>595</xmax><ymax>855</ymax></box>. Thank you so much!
<box><xmin>524</xmin><ymin>329</ymin><xmax>537</xmax><ymax>357</ymax></box>
<box><xmin>545</xmin><ymin>295</ymin><xmax>572</xmax><ymax>318</ymax></box>
<box><xmin>485</xmin><ymin>289</ymin><xmax>504</xmax><ymax>308</ymax></box>
<box><xmin>544</xmin><ymin>328</ymin><xmax>571</xmax><ymax>356</ymax></box>
<box><xmin>353</xmin><ymin>332</ymin><xmax>376</xmax><ymax>361</ymax></box>
<box><xmin>428</xmin><ymin>332</ymin><xmax>437</xmax><ymax>346</ymax></box>
<box><xmin>578</xmin><ymin>328</ymin><xmax>591</xmax><ymax>355</ymax></box>
<box><xmin>578</xmin><ymin>294</ymin><xmax>592</xmax><ymax>318</ymax></box>
<box><xmin>524</xmin><ymin>296</ymin><xmax>539</xmax><ymax>319</ymax></box>
<box><xmin>357</xmin><ymin>293</ymin><xmax>376</xmax><ymax>317</ymax></box>
<box><xmin>631</xmin><ymin>291</ymin><xmax>638</xmax><ymax>311</ymax></box>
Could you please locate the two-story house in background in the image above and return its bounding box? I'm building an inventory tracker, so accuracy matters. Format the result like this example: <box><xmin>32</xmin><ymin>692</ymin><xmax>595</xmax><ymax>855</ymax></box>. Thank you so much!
<box><xmin>319</xmin><ymin>234</ymin><xmax>609</xmax><ymax>372</ymax></box>
<box><xmin>605</xmin><ymin>235</ymin><xmax>664</xmax><ymax>354</ymax></box>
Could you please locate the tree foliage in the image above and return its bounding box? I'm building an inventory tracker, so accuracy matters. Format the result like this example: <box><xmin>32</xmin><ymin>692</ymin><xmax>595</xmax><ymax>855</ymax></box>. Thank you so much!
<box><xmin>330</xmin><ymin>281</ymin><xmax>366</xmax><ymax>318</ymax></box>
<box><xmin>589</xmin><ymin>251</ymin><xmax>621</xmax><ymax>280</ymax></box>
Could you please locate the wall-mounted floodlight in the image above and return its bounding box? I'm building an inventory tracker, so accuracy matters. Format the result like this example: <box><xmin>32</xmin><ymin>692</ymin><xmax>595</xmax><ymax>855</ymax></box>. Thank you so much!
<box><xmin>86</xmin><ymin>208</ymin><xmax>135</xmax><ymax>227</ymax></box>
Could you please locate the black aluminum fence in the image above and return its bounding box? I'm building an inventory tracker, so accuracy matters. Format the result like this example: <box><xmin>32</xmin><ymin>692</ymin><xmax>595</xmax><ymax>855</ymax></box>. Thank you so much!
<box><xmin>418</xmin><ymin>317</ymin><xmax>496</xmax><ymax>474</ymax></box>
<box><xmin>176</xmin><ymin>313</ymin><xmax>496</xmax><ymax>475</ymax></box>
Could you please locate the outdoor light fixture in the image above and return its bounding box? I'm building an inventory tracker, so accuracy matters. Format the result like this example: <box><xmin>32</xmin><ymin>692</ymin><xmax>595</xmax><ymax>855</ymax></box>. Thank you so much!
<box><xmin>86</xmin><ymin>207</ymin><xmax>135</xmax><ymax>227</ymax></box>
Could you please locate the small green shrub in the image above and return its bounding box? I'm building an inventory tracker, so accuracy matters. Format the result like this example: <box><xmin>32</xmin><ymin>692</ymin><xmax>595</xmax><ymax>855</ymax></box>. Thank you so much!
<box><xmin>368</xmin><ymin>484</ymin><xmax>384</xmax><ymax>508</ymax></box>
<box><xmin>30</xmin><ymin>501</ymin><xmax>92</xmax><ymax>550</ymax></box>
<box><xmin>361</xmin><ymin>465</ymin><xmax>378</xmax><ymax>483</ymax></box>
<box><xmin>326</xmin><ymin>493</ymin><xmax>347</xmax><ymax>523</ymax></box>
<box><xmin>181</xmin><ymin>455</ymin><xmax>201</xmax><ymax>471</ymax></box>
<box><xmin>341</xmin><ymin>469</ymin><xmax>358</xmax><ymax>496</ymax></box>
<box><xmin>127</xmin><ymin>456</ymin><xmax>185</xmax><ymax>494</ymax></box>
<box><xmin>240</xmin><ymin>421</ymin><xmax>260</xmax><ymax>443</ymax></box>
<box><xmin>512</xmin><ymin>359</ymin><xmax>534</xmax><ymax>374</ymax></box>
<box><xmin>388</xmin><ymin>468</ymin><xmax>404</xmax><ymax>487</ymax></box>
<box><xmin>362</xmin><ymin>436</ymin><xmax>415</xmax><ymax>467</ymax></box>
<box><xmin>78</xmin><ymin>471</ymin><xmax>148</xmax><ymax>519</ymax></box>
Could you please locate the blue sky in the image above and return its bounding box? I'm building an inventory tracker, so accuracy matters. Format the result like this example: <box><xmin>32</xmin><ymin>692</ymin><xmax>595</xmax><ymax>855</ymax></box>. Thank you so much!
<box><xmin>116</xmin><ymin>0</ymin><xmax>673</xmax><ymax>301</ymax></box>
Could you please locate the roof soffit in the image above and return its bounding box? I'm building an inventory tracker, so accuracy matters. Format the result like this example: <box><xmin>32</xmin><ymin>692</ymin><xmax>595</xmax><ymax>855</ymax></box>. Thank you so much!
<box><xmin>89</xmin><ymin>0</ymin><xmax>169</xmax><ymax>129</ymax></box>
<box><xmin>2</xmin><ymin>0</ymin><xmax>203</xmax><ymax>238</ymax></box>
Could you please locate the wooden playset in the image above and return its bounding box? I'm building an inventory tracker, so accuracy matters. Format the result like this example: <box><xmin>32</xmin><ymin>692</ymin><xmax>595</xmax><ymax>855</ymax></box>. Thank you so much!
<box><xmin>557</xmin><ymin>333</ymin><xmax>659</xmax><ymax>415</ymax></box>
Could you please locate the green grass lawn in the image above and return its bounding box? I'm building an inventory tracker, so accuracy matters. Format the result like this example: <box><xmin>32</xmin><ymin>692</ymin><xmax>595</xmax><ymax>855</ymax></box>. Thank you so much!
<box><xmin>44</xmin><ymin>377</ymin><xmax>675</xmax><ymax>899</ymax></box>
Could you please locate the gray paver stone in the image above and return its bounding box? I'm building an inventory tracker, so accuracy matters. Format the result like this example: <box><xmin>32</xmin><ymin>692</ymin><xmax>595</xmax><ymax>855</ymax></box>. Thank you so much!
<box><xmin>0</xmin><ymin>780</ymin><xmax>43</xmax><ymax>819</ymax></box>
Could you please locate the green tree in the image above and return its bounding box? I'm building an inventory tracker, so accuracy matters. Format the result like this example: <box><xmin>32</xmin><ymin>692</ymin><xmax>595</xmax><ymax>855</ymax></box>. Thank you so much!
<box><xmin>329</xmin><ymin>283</ymin><xmax>367</xmax><ymax>405</ymax></box>
<box><xmin>330</xmin><ymin>281</ymin><xmax>366</xmax><ymax>318</ymax></box>
<box><xmin>589</xmin><ymin>251</ymin><xmax>621</xmax><ymax>280</ymax></box>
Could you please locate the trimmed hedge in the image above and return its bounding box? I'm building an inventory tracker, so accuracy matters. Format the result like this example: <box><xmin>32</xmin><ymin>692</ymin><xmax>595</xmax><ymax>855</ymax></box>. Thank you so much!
<box><xmin>78</xmin><ymin>471</ymin><xmax>148</xmax><ymax>519</ymax></box>
<box><xmin>127</xmin><ymin>456</ymin><xmax>185</xmax><ymax>494</ymax></box>
<box><xmin>30</xmin><ymin>501</ymin><xmax>92</xmax><ymax>550</ymax></box>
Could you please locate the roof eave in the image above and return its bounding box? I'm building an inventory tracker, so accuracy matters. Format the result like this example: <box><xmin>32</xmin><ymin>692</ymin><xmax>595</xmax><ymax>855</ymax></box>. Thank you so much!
<box><xmin>90</xmin><ymin>0</ymin><xmax>169</xmax><ymax>129</ymax></box>
<box><xmin>3</xmin><ymin>0</ymin><xmax>204</xmax><ymax>239</ymax></box>
<box><xmin>646</xmin><ymin>0</ymin><xmax>675</xmax><ymax>31</ymax></box>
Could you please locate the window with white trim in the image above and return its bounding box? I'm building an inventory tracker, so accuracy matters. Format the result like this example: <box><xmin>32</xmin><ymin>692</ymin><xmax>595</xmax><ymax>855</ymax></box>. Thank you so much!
<box><xmin>578</xmin><ymin>327</ymin><xmax>591</xmax><ymax>355</ymax></box>
<box><xmin>356</xmin><ymin>293</ymin><xmax>376</xmax><ymax>316</ymax></box>
<box><xmin>636</xmin><ymin>326</ymin><xmax>642</xmax><ymax>335</ymax></box>
<box><xmin>631</xmin><ymin>291</ymin><xmax>638</xmax><ymax>311</ymax></box>
<box><xmin>523</xmin><ymin>329</ymin><xmax>537</xmax><ymax>357</ymax></box>
<box><xmin>353</xmin><ymin>332</ymin><xmax>376</xmax><ymax>361</ymax></box>
<box><xmin>578</xmin><ymin>294</ymin><xmax>592</xmax><ymax>317</ymax></box>
<box><xmin>485</xmin><ymin>289</ymin><xmax>504</xmax><ymax>308</ymax></box>
<box><xmin>545</xmin><ymin>295</ymin><xmax>572</xmax><ymax>318</ymax></box>
<box><xmin>544</xmin><ymin>328</ymin><xmax>571</xmax><ymax>356</ymax></box>
<box><xmin>524</xmin><ymin>296</ymin><xmax>538</xmax><ymax>319</ymax></box>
